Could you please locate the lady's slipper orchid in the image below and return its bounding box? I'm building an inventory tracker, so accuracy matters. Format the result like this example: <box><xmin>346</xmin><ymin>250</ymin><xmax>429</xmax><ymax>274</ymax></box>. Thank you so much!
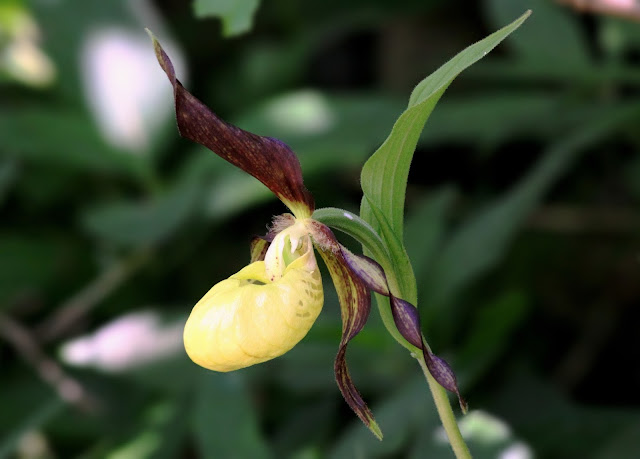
<box><xmin>148</xmin><ymin>31</ymin><xmax>464</xmax><ymax>439</ymax></box>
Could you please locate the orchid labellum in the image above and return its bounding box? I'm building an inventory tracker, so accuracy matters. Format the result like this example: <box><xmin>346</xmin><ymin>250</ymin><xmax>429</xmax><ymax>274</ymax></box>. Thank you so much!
<box><xmin>149</xmin><ymin>31</ymin><xmax>465</xmax><ymax>439</ymax></box>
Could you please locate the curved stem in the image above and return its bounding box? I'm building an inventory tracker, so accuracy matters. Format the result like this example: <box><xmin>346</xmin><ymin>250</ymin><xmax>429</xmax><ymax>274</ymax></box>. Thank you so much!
<box><xmin>418</xmin><ymin>356</ymin><xmax>471</xmax><ymax>459</ymax></box>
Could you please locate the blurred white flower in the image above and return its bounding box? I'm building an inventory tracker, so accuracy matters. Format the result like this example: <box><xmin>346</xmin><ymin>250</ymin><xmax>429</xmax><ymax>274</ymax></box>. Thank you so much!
<box><xmin>60</xmin><ymin>310</ymin><xmax>183</xmax><ymax>372</ymax></box>
<box><xmin>433</xmin><ymin>410</ymin><xmax>533</xmax><ymax>459</ymax></box>
<box><xmin>81</xmin><ymin>27</ymin><xmax>185</xmax><ymax>154</ymax></box>
<box><xmin>500</xmin><ymin>442</ymin><xmax>534</xmax><ymax>459</ymax></box>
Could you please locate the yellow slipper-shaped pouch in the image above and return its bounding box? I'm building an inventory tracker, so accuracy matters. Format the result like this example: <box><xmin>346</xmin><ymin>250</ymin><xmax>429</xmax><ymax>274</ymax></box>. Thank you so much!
<box><xmin>183</xmin><ymin>237</ymin><xmax>323</xmax><ymax>372</ymax></box>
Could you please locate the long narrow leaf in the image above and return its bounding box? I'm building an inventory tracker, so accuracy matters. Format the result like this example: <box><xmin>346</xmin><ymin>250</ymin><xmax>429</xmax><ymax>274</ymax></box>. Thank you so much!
<box><xmin>360</xmin><ymin>11</ymin><xmax>530</xmax><ymax>244</ymax></box>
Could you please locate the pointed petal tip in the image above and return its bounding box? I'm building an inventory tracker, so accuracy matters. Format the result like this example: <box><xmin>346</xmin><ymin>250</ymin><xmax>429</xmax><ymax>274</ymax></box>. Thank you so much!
<box><xmin>147</xmin><ymin>33</ymin><xmax>314</xmax><ymax>214</ymax></box>
<box><xmin>370</xmin><ymin>421</ymin><xmax>384</xmax><ymax>441</ymax></box>
<box><xmin>459</xmin><ymin>397</ymin><xmax>469</xmax><ymax>415</ymax></box>
<box><xmin>145</xmin><ymin>28</ymin><xmax>162</xmax><ymax>59</ymax></box>
<box><xmin>312</xmin><ymin>223</ymin><xmax>381</xmax><ymax>437</ymax></box>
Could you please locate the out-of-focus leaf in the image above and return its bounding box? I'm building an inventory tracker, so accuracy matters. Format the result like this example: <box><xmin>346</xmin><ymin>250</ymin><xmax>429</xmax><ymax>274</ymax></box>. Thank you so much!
<box><xmin>0</xmin><ymin>108</ymin><xmax>145</xmax><ymax>176</ymax></box>
<box><xmin>490</xmin><ymin>371</ymin><xmax>640</xmax><ymax>458</ymax></box>
<box><xmin>456</xmin><ymin>290</ymin><xmax>529</xmax><ymax>388</ymax></box>
<box><xmin>623</xmin><ymin>154</ymin><xmax>640</xmax><ymax>202</ymax></box>
<box><xmin>360</xmin><ymin>11</ymin><xmax>530</xmax><ymax>244</ymax></box>
<box><xmin>0</xmin><ymin>398</ymin><xmax>64</xmax><ymax>459</ymax></box>
<box><xmin>0</xmin><ymin>235</ymin><xmax>60</xmax><ymax>308</ymax></box>
<box><xmin>330</xmin><ymin>376</ymin><xmax>438</xmax><ymax>459</ymax></box>
<box><xmin>192</xmin><ymin>372</ymin><xmax>271</xmax><ymax>459</ymax></box>
<box><xmin>104</xmin><ymin>399</ymin><xmax>189</xmax><ymax>459</ymax></box>
<box><xmin>595</xmin><ymin>420</ymin><xmax>640</xmax><ymax>459</ymax></box>
<box><xmin>235</xmin><ymin>91</ymin><xmax>406</xmax><ymax>172</ymax></box>
<box><xmin>272</xmin><ymin>397</ymin><xmax>337</xmax><ymax>456</ymax></box>
<box><xmin>600</xmin><ymin>16</ymin><xmax>640</xmax><ymax>56</ymax></box>
<box><xmin>421</xmin><ymin>104</ymin><xmax>640</xmax><ymax>339</ymax></box>
<box><xmin>81</xmin><ymin>179</ymin><xmax>203</xmax><ymax>247</ymax></box>
<box><xmin>272</xmin><ymin>310</ymin><xmax>410</xmax><ymax>394</ymax></box>
<box><xmin>404</xmin><ymin>187</ymin><xmax>457</xmax><ymax>282</ymax></box>
<box><xmin>193</xmin><ymin>0</ymin><xmax>261</xmax><ymax>37</ymax></box>
<box><xmin>0</xmin><ymin>158</ymin><xmax>18</xmax><ymax>206</ymax></box>
<box><xmin>420</xmin><ymin>93</ymin><xmax>561</xmax><ymax>149</ymax></box>
<box><xmin>203</xmin><ymin>169</ymin><xmax>273</xmax><ymax>219</ymax></box>
<box><xmin>485</xmin><ymin>0</ymin><xmax>589</xmax><ymax>66</ymax></box>
<box><xmin>469</xmin><ymin>60</ymin><xmax>640</xmax><ymax>85</ymax></box>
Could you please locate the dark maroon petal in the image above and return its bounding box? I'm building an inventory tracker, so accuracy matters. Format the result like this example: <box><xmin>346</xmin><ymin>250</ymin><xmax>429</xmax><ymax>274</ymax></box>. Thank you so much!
<box><xmin>388</xmin><ymin>296</ymin><xmax>466</xmax><ymax>412</ymax></box>
<box><xmin>310</xmin><ymin>222</ymin><xmax>382</xmax><ymax>439</ymax></box>
<box><xmin>389</xmin><ymin>297</ymin><xmax>422</xmax><ymax>348</ymax></box>
<box><xmin>425</xmin><ymin>352</ymin><xmax>468</xmax><ymax>413</ymax></box>
<box><xmin>310</xmin><ymin>220</ymin><xmax>467</xmax><ymax>412</ymax></box>
<box><xmin>148</xmin><ymin>32</ymin><xmax>314</xmax><ymax>217</ymax></box>
<box><xmin>339</xmin><ymin>250</ymin><xmax>390</xmax><ymax>296</ymax></box>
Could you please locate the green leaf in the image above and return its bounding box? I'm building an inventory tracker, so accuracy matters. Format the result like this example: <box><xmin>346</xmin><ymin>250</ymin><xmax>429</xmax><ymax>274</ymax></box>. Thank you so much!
<box><xmin>455</xmin><ymin>290</ymin><xmax>529</xmax><ymax>388</ymax></box>
<box><xmin>0</xmin><ymin>108</ymin><xmax>144</xmax><ymax>176</ymax></box>
<box><xmin>203</xmin><ymin>169</ymin><xmax>273</xmax><ymax>220</ymax></box>
<box><xmin>193</xmin><ymin>0</ymin><xmax>261</xmax><ymax>37</ymax></box>
<box><xmin>417</xmin><ymin>93</ymin><xmax>562</xmax><ymax>149</ymax></box>
<box><xmin>330</xmin><ymin>376</ymin><xmax>438</xmax><ymax>459</ymax></box>
<box><xmin>0</xmin><ymin>235</ymin><xmax>61</xmax><ymax>308</ymax></box>
<box><xmin>104</xmin><ymin>399</ymin><xmax>189</xmax><ymax>459</ymax></box>
<box><xmin>363</xmin><ymin>201</ymin><xmax>417</xmax><ymax>303</ymax></box>
<box><xmin>192</xmin><ymin>373</ymin><xmax>271</xmax><ymax>459</ymax></box>
<box><xmin>81</xmin><ymin>179</ymin><xmax>203</xmax><ymax>247</ymax></box>
<box><xmin>404</xmin><ymin>187</ymin><xmax>456</xmax><ymax>283</ymax></box>
<box><xmin>0</xmin><ymin>399</ymin><xmax>64</xmax><ymax>459</ymax></box>
<box><xmin>360</xmin><ymin>10</ymin><xmax>531</xmax><ymax>246</ymax></box>
<box><xmin>0</xmin><ymin>158</ymin><xmax>18</xmax><ymax>206</ymax></box>
<box><xmin>490</xmin><ymin>371</ymin><xmax>640</xmax><ymax>457</ymax></box>
<box><xmin>595</xmin><ymin>420</ymin><xmax>640</xmax><ymax>459</ymax></box>
<box><xmin>235</xmin><ymin>91</ymin><xmax>406</xmax><ymax>171</ymax></box>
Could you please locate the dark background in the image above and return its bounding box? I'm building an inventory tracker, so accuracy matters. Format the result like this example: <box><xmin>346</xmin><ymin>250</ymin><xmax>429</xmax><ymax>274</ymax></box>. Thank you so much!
<box><xmin>1</xmin><ymin>0</ymin><xmax>640</xmax><ymax>457</ymax></box>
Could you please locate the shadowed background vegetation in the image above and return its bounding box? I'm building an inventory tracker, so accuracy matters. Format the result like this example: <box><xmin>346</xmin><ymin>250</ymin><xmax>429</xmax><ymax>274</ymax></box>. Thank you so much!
<box><xmin>1</xmin><ymin>0</ymin><xmax>640</xmax><ymax>457</ymax></box>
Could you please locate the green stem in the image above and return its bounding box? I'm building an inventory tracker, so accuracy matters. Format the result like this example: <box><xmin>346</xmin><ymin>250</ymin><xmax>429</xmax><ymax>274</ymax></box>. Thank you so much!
<box><xmin>418</xmin><ymin>356</ymin><xmax>471</xmax><ymax>459</ymax></box>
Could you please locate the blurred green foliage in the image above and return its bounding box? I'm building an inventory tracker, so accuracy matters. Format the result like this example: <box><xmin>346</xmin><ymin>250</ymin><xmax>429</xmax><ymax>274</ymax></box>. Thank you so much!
<box><xmin>1</xmin><ymin>0</ymin><xmax>639</xmax><ymax>458</ymax></box>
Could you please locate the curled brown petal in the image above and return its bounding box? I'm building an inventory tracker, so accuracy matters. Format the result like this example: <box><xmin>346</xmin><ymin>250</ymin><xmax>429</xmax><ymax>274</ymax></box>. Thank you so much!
<box><xmin>309</xmin><ymin>221</ymin><xmax>382</xmax><ymax>440</ymax></box>
<box><xmin>148</xmin><ymin>31</ymin><xmax>314</xmax><ymax>217</ymax></box>
<box><xmin>317</xmin><ymin>228</ymin><xmax>467</xmax><ymax>412</ymax></box>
